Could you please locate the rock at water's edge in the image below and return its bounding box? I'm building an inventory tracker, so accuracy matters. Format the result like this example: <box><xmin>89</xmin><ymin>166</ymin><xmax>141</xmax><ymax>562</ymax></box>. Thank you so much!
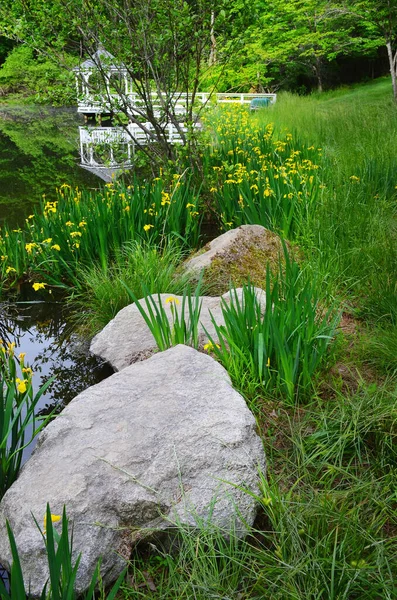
<box><xmin>185</xmin><ymin>224</ymin><xmax>287</xmax><ymax>294</ymax></box>
<box><xmin>0</xmin><ymin>345</ymin><xmax>265</xmax><ymax>597</ymax></box>
<box><xmin>90</xmin><ymin>287</ymin><xmax>266</xmax><ymax>371</ymax></box>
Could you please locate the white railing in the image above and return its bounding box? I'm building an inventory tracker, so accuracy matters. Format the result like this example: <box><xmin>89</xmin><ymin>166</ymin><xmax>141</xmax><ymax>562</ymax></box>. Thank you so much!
<box><xmin>79</xmin><ymin>127</ymin><xmax>133</xmax><ymax>168</ymax></box>
<box><xmin>79</xmin><ymin>127</ymin><xmax>130</xmax><ymax>143</ymax></box>
<box><xmin>216</xmin><ymin>93</ymin><xmax>277</xmax><ymax>105</ymax></box>
<box><xmin>77</xmin><ymin>91</ymin><xmax>211</xmax><ymax>115</ymax></box>
<box><xmin>78</xmin><ymin>91</ymin><xmax>280</xmax><ymax>114</ymax></box>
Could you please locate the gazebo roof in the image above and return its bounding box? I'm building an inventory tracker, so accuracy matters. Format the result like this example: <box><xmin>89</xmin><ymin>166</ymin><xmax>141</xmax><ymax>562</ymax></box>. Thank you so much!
<box><xmin>74</xmin><ymin>45</ymin><xmax>125</xmax><ymax>72</ymax></box>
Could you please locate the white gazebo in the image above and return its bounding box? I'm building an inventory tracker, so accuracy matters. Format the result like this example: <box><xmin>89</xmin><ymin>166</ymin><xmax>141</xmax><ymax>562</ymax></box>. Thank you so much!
<box><xmin>74</xmin><ymin>45</ymin><xmax>133</xmax><ymax>116</ymax></box>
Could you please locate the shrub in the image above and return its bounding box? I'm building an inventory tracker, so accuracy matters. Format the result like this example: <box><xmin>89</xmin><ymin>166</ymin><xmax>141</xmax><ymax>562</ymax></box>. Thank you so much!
<box><xmin>0</xmin><ymin>45</ymin><xmax>76</xmax><ymax>105</ymax></box>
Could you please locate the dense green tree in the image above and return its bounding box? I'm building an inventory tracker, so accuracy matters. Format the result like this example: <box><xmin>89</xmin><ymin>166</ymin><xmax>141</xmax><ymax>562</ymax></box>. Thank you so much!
<box><xmin>348</xmin><ymin>0</ymin><xmax>397</xmax><ymax>99</ymax></box>
<box><xmin>0</xmin><ymin>0</ymin><xmax>251</xmax><ymax>168</ymax></box>
<box><xmin>219</xmin><ymin>0</ymin><xmax>382</xmax><ymax>92</ymax></box>
<box><xmin>0</xmin><ymin>0</ymin><xmax>392</xmax><ymax>101</ymax></box>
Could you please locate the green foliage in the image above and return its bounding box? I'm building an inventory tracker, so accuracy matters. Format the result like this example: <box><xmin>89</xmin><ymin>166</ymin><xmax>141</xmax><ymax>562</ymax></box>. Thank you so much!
<box><xmin>0</xmin><ymin>35</ymin><xmax>13</xmax><ymax>64</ymax></box>
<box><xmin>0</xmin><ymin>0</ymin><xmax>392</xmax><ymax>103</ymax></box>
<box><xmin>263</xmin><ymin>81</ymin><xmax>397</xmax><ymax>322</ymax></box>
<box><xmin>0</xmin><ymin>107</ymin><xmax>99</xmax><ymax>227</ymax></box>
<box><xmin>358</xmin><ymin>325</ymin><xmax>397</xmax><ymax>375</ymax></box>
<box><xmin>71</xmin><ymin>241</ymin><xmax>196</xmax><ymax>335</ymax></box>
<box><xmin>0</xmin><ymin>341</ymin><xmax>53</xmax><ymax>500</ymax></box>
<box><xmin>303</xmin><ymin>383</ymin><xmax>397</xmax><ymax>472</ymax></box>
<box><xmin>204</xmin><ymin>106</ymin><xmax>322</xmax><ymax>239</ymax></box>
<box><xmin>207</xmin><ymin>251</ymin><xmax>339</xmax><ymax>404</ymax></box>
<box><xmin>211</xmin><ymin>0</ymin><xmax>384</xmax><ymax>93</ymax></box>
<box><xmin>124</xmin><ymin>282</ymin><xmax>203</xmax><ymax>352</ymax></box>
<box><xmin>0</xmin><ymin>505</ymin><xmax>126</xmax><ymax>599</ymax></box>
<box><xmin>119</xmin><ymin>383</ymin><xmax>397</xmax><ymax>599</ymax></box>
<box><xmin>0</xmin><ymin>45</ymin><xmax>76</xmax><ymax>105</ymax></box>
<box><xmin>0</xmin><ymin>176</ymin><xmax>202</xmax><ymax>291</ymax></box>
<box><xmin>122</xmin><ymin>520</ymin><xmax>254</xmax><ymax>599</ymax></box>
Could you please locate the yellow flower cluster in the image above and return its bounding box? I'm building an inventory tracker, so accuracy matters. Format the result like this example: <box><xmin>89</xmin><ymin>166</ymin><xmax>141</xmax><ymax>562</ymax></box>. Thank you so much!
<box><xmin>207</xmin><ymin>106</ymin><xmax>322</xmax><ymax>232</ymax></box>
<box><xmin>43</xmin><ymin>201</ymin><xmax>58</xmax><ymax>217</ymax></box>
<box><xmin>0</xmin><ymin>340</ymin><xmax>34</xmax><ymax>395</ymax></box>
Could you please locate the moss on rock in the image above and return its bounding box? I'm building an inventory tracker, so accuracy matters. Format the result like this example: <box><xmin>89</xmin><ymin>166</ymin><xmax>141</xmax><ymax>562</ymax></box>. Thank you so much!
<box><xmin>185</xmin><ymin>225</ymin><xmax>290</xmax><ymax>295</ymax></box>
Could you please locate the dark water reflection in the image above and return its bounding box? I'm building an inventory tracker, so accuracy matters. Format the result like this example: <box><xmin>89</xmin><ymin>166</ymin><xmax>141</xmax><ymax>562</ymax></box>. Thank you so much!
<box><xmin>0</xmin><ymin>106</ymin><xmax>99</xmax><ymax>226</ymax></box>
<box><xmin>2</xmin><ymin>301</ymin><xmax>113</xmax><ymax>462</ymax></box>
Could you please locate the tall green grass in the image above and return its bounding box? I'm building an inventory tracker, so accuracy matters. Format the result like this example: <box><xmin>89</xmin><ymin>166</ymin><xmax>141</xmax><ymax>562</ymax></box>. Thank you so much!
<box><xmin>70</xmin><ymin>241</ymin><xmax>195</xmax><ymax>335</ymax></box>
<box><xmin>0</xmin><ymin>505</ymin><xmax>126</xmax><ymax>599</ymax></box>
<box><xmin>203</xmin><ymin>106</ymin><xmax>322</xmax><ymax>239</ymax></box>
<box><xmin>124</xmin><ymin>280</ymin><xmax>203</xmax><ymax>352</ymax></box>
<box><xmin>0</xmin><ymin>341</ymin><xmax>52</xmax><ymax>500</ymax></box>
<box><xmin>261</xmin><ymin>82</ymin><xmax>397</xmax><ymax>324</ymax></box>
<box><xmin>207</xmin><ymin>250</ymin><xmax>339</xmax><ymax>404</ymax></box>
<box><xmin>0</xmin><ymin>175</ymin><xmax>202</xmax><ymax>291</ymax></box>
<box><xmin>118</xmin><ymin>382</ymin><xmax>397</xmax><ymax>600</ymax></box>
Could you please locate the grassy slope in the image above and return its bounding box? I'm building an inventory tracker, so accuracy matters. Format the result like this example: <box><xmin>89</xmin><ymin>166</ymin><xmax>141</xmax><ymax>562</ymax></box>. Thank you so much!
<box><xmin>118</xmin><ymin>79</ymin><xmax>397</xmax><ymax>599</ymax></box>
<box><xmin>267</xmin><ymin>79</ymin><xmax>397</xmax><ymax>324</ymax></box>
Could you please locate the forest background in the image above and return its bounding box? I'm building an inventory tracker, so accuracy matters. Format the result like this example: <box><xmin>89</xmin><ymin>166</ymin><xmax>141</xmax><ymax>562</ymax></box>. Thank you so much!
<box><xmin>0</xmin><ymin>0</ymin><xmax>396</xmax><ymax>105</ymax></box>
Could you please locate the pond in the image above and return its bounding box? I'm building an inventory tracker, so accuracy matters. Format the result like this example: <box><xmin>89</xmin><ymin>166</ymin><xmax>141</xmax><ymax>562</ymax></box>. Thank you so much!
<box><xmin>0</xmin><ymin>105</ymin><xmax>100</xmax><ymax>226</ymax></box>
<box><xmin>0</xmin><ymin>106</ymin><xmax>116</xmax><ymax>460</ymax></box>
<box><xmin>0</xmin><ymin>298</ymin><xmax>113</xmax><ymax>588</ymax></box>
<box><xmin>2</xmin><ymin>300</ymin><xmax>113</xmax><ymax>462</ymax></box>
<box><xmin>0</xmin><ymin>105</ymin><xmax>116</xmax><ymax>587</ymax></box>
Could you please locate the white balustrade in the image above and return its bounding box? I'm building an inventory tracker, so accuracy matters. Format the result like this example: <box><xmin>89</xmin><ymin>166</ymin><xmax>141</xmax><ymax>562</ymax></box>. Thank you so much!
<box><xmin>77</xmin><ymin>90</ymin><xmax>275</xmax><ymax>115</ymax></box>
<box><xmin>216</xmin><ymin>93</ymin><xmax>277</xmax><ymax>105</ymax></box>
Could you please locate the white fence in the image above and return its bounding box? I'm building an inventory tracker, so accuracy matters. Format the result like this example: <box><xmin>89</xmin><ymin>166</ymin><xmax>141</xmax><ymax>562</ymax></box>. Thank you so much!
<box><xmin>77</xmin><ymin>91</ymin><xmax>275</xmax><ymax>115</ymax></box>
<box><xmin>77</xmin><ymin>92</ymin><xmax>210</xmax><ymax>115</ymax></box>
<box><xmin>216</xmin><ymin>93</ymin><xmax>276</xmax><ymax>105</ymax></box>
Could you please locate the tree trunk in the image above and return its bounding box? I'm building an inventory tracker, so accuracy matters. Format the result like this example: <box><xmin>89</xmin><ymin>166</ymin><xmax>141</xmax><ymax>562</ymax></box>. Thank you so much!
<box><xmin>386</xmin><ymin>40</ymin><xmax>397</xmax><ymax>101</ymax></box>
<box><xmin>313</xmin><ymin>56</ymin><xmax>323</xmax><ymax>92</ymax></box>
<box><xmin>208</xmin><ymin>11</ymin><xmax>217</xmax><ymax>66</ymax></box>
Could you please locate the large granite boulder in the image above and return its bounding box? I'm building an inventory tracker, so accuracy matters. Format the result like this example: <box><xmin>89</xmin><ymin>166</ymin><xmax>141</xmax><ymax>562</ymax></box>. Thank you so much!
<box><xmin>184</xmin><ymin>224</ymin><xmax>287</xmax><ymax>295</ymax></box>
<box><xmin>90</xmin><ymin>288</ymin><xmax>266</xmax><ymax>371</ymax></box>
<box><xmin>0</xmin><ymin>345</ymin><xmax>265</xmax><ymax>597</ymax></box>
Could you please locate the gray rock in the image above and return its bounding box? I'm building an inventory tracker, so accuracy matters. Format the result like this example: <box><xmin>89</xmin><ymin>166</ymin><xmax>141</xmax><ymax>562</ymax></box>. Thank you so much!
<box><xmin>184</xmin><ymin>225</ymin><xmax>270</xmax><ymax>273</ymax></box>
<box><xmin>0</xmin><ymin>345</ymin><xmax>265</xmax><ymax>597</ymax></box>
<box><xmin>90</xmin><ymin>288</ymin><xmax>266</xmax><ymax>372</ymax></box>
<box><xmin>183</xmin><ymin>224</ymin><xmax>287</xmax><ymax>295</ymax></box>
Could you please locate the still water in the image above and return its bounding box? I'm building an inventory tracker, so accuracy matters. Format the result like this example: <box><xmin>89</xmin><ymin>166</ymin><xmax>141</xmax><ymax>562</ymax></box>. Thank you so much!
<box><xmin>0</xmin><ymin>106</ymin><xmax>114</xmax><ymax>586</ymax></box>
<box><xmin>0</xmin><ymin>105</ymin><xmax>99</xmax><ymax>225</ymax></box>
<box><xmin>0</xmin><ymin>106</ymin><xmax>113</xmax><ymax>455</ymax></box>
